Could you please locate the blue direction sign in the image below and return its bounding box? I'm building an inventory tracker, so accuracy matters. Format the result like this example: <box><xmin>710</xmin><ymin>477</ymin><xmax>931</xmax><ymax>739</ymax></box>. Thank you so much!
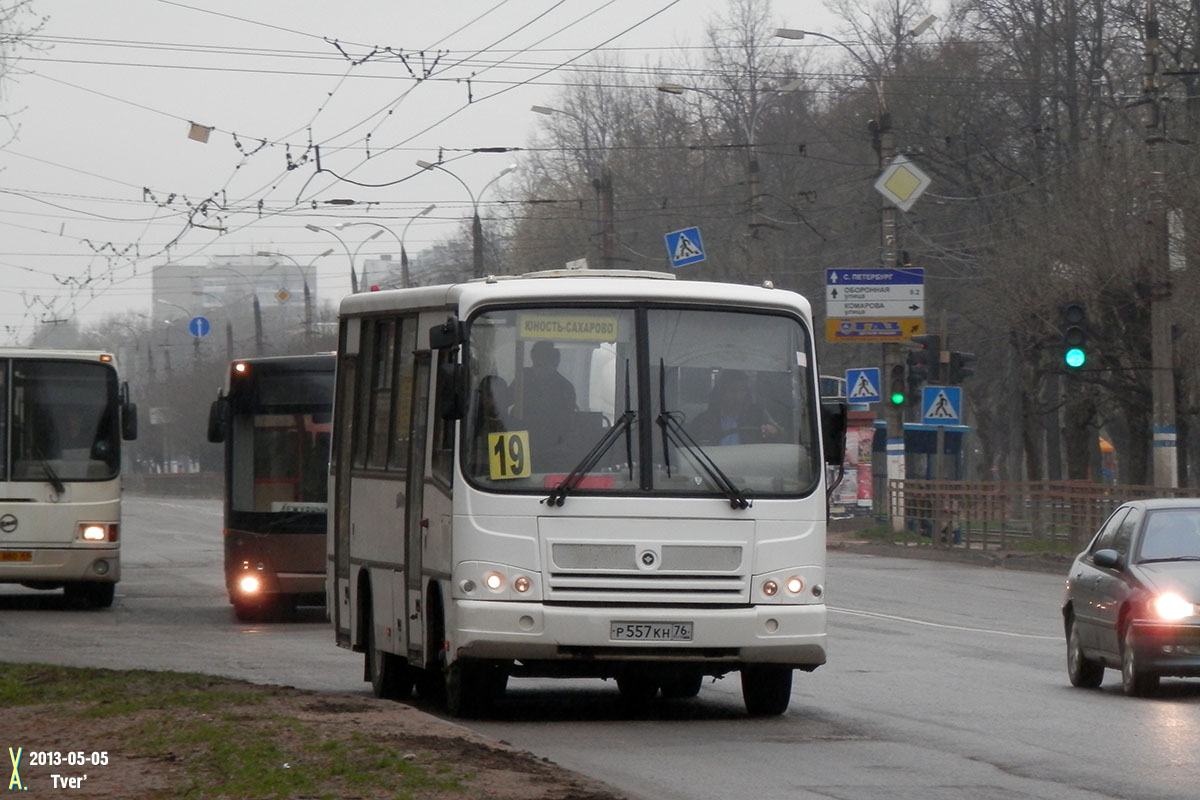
<box><xmin>845</xmin><ymin>368</ymin><xmax>881</xmax><ymax>404</ymax></box>
<box><xmin>921</xmin><ymin>385</ymin><xmax>963</xmax><ymax>425</ymax></box>
<box><xmin>826</xmin><ymin>268</ymin><xmax>924</xmax><ymax>286</ymax></box>
<box><xmin>826</xmin><ymin>267</ymin><xmax>926</xmax><ymax>342</ymax></box>
<box><xmin>664</xmin><ymin>227</ymin><xmax>706</xmax><ymax>268</ymax></box>
<box><xmin>188</xmin><ymin>316</ymin><xmax>211</xmax><ymax>338</ymax></box>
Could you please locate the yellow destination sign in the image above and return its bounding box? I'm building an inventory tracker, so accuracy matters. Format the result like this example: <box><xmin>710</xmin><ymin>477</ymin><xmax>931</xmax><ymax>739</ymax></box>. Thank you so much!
<box><xmin>826</xmin><ymin>317</ymin><xmax>926</xmax><ymax>343</ymax></box>
<box><xmin>518</xmin><ymin>314</ymin><xmax>620</xmax><ymax>341</ymax></box>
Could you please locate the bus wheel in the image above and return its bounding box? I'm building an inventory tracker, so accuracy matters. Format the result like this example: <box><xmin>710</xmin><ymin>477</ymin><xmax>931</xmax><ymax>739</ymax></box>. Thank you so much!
<box><xmin>660</xmin><ymin>670</ymin><xmax>703</xmax><ymax>699</ymax></box>
<box><xmin>740</xmin><ymin>665</ymin><xmax>792</xmax><ymax>716</ymax></box>
<box><xmin>65</xmin><ymin>582</ymin><xmax>114</xmax><ymax>609</ymax></box>
<box><xmin>445</xmin><ymin>659</ymin><xmax>503</xmax><ymax>718</ymax></box>
<box><xmin>63</xmin><ymin>582</ymin><xmax>113</xmax><ymax>606</ymax></box>
<box><xmin>233</xmin><ymin>599</ymin><xmax>265</xmax><ymax>622</ymax></box>
<box><xmin>367</xmin><ymin>611</ymin><xmax>413</xmax><ymax>700</ymax></box>
<box><xmin>616</xmin><ymin>672</ymin><xmax>659</xmax><ymax>703</ymax></box>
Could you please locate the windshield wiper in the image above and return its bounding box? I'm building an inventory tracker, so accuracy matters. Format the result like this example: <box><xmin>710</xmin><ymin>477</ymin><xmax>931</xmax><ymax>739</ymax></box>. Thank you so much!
<box><xmin>545</xmin><ymin>359</ymin><xmax>636</xmax><ymax>507</ymax></box>
<box><xmin>1140</xmin><ymin>556</ymin><xmax>1200</xmax><ymax>563</ymax></box>
<box><xmin>656</xmin><ymin>359</ymin><xmax>750</xmax><ymax>510</ymax></box>
<box><xmin>41</xmin><ymin>459</ymin><xmax>65</xmax><ymax>496</ymax></box>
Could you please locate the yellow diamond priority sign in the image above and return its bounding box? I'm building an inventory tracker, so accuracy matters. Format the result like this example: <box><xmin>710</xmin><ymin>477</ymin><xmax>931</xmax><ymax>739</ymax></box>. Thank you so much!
<box><xmin>874</xmin><ymin>155</ymin><xmax>931</xmax><ymax>212</ymax></box>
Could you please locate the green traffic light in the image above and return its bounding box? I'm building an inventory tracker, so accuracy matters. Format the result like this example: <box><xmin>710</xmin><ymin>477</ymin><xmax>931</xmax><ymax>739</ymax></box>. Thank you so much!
<box><xmin>890</xmin><ymin>391</ymin><xmax>906</xmax><ymax>405</ymax></box>
<box><xmin>1065</xmin><ymin>348</ymin><xmax>1086</xmax><ymax>368</ymax></box>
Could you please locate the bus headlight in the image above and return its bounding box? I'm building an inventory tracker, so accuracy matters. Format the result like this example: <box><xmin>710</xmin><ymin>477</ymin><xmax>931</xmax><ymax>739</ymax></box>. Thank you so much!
<box><xmin>239</xmin><ymin>575</ymin><xmax>261</xmax><ymax>594</ymax></box>
<box><xmin>756</xmin><ymin>568</ymin><xmax>821</xmax><ymax>603</ymax></box>
<box><xmin>78</xmin><ymin>523</ymin><xmax>116</xmax><ymax>542</ymax></box>
<box><xmin>453</xmin><ymin>562</ymin><xmax>541</xmax><ymax>601</ymax></box>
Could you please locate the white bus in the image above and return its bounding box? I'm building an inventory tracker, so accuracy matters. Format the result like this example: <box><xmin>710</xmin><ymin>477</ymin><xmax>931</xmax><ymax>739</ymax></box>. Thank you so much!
<box><xmin>328</xmin><ymin>271</ymin><xmax>845</xmax><ymax>716</ymax></box>
<box><xmin>0</xmin><ymin>350</ymin><xmax>138</xmax><ymax>608</ymax></box>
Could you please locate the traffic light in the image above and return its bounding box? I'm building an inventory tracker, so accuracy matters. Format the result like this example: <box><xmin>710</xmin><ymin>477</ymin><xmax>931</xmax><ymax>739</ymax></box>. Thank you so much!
<box><xmin>1060</xmin><ymin>302</ymin><xmax>1088</xmax><ymax>369</ymax></box>
<box><xmin>889</xmin><ymin>364</ymin><xmax>907</xmax><ymax>406</ymax></box>
<box><xmin>906</xmin><ymin>334</ymin><xmax>939</xmax><ymax>397</ymax></box>
<box><xmin>949</xmin><ymin>351</ymin><xmax>976</xmax><ymax>383</ymax></box>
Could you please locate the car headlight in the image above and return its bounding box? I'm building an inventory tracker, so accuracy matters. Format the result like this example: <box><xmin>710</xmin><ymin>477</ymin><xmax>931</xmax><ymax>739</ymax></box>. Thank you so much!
<box><xmin>1153</xmin><ymin>592</ymin><xmax>1197</xmax><ymax>621</ymax></box>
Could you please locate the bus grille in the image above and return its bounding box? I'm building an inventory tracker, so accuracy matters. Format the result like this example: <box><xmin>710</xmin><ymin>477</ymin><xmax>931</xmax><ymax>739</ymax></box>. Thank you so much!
<box><xmin>545</xmin><ymin>542</ymin><xmax>747</xmax><ymax>603</ymax></box>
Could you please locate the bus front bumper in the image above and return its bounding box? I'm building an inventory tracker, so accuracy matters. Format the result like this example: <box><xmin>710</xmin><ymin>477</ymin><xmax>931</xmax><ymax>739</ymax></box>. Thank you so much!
<box><xmin>450</xmin><ymin>600</ymin><xmax>826</xmax><ymax>667</ymax></box>
<box><xmin>0</xmin><ymin>547</ymin><xmax>120</xmax><ymax>584</ymax></box>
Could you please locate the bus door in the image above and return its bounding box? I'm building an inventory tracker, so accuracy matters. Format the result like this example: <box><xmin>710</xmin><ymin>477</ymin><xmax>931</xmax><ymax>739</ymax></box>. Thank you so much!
<box><xmin>404</xmin><ymin>353</ymin><xmax>431</xmax><ymax>663</ymax></box>
<box><xmin>332</xmin><ymin>348</ymin><xmax>358</xmax><ymax>645</ymax></box>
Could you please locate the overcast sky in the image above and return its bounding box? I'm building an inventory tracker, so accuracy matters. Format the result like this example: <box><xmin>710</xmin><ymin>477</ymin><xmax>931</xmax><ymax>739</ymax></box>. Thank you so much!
<box><xmin>0</xmin><ymin>0</ymin><xmax>843</xmax><ymax>344</ymax></box>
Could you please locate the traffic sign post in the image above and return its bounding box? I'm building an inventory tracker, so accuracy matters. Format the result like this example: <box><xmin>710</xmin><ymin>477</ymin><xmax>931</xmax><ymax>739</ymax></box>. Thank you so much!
<box><xmin>845</xmin><ymin>368</ymin><xmax>881</xmax><ymax>404</ymax></box>
<box><xmin>664</xmin><ymin>227</ymin><xmax>706</xmax><ymax>268</ymax></box>
<box><xmin>188</xmin><ymin>316</ymin><xmax>211</xmax><ymax>338</ymax></box>
<box><xmin>825</xmin><ymin>268</ymin><xmax>925</xmax><ymax>342</ymax></box>
<box><xmin>921</xmin><ymin>386</ymin><xmax>962</xmax><ymax>425</ymax></box>
<box><xmin>874</xmin><ymin>155</ymin><xmax>932</xmax><ymax>212</ymax></box>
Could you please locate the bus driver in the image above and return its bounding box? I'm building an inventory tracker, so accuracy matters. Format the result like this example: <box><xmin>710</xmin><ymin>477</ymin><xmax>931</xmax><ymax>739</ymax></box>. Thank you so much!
<box><xmin>515</xmin><ymin>340</ymin><xmax>577</xmax><ymax>470</ymax></box>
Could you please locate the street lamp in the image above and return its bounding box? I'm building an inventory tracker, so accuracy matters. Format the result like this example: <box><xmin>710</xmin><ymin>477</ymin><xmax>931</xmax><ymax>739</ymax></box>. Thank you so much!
<box><xmin>305</xmin><ymin>224</ymin><xmax>358</xmax><ymax>293</ymax></box>
<box><xmin>415</xmin><ymin>160</ymin><xmax>517</xmax><ymax>279</ymax></box>
<box><xmin>400</xmin><ymin>204</ymin><xmax>436</xmax><ymax>288</ymax></box>
<box><xmin>656</xmin><ymin>79</ymin><xmax>803</xmax><ymax>276</ymax></box>
<box><xmin>207</xmin><ymin>262</ymin><xmax>266</xmax><ymax>355</ymax></box>
<box><xmin>531</xmin><ymin>105</ymin><xmax>615</xmax><ymax>269</ymax></box>
<box><xmin>351</xmin><ymin>229</ymin><xmax>384</xmax><ymax>290</ymax></box>
<box><xmin>775</xmin><ymin>20</ymin><xmax>934</xmax><ymax>525</ymax></box>
<box><xmin>255</xmin><ymin>248</ymin><xmax>332</xmax><ymax>344</ymax></box>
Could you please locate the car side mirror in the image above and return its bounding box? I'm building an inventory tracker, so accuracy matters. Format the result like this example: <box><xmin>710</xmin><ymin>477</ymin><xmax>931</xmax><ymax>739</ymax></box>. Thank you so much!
<box><xmin>1093</xmin><ymin>548</ymin><xmax>1121</xmax><ymax>569</ymax></box>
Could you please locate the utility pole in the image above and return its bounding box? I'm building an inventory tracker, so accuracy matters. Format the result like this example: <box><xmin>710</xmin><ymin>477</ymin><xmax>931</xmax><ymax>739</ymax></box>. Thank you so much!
<box><xmin>1145</xmin><ymin>0</ymin><xmax>1178</xmax><ymax>487</ymax></box>
<box><xmin>596</xmin><ymin>166</ymin><xmax>615</xmax><ymax>269</ymax></box>
<box><xmin>874</xmin><ymin>110</ymin><xmax>907</xmax><ymax>529</ymax></box>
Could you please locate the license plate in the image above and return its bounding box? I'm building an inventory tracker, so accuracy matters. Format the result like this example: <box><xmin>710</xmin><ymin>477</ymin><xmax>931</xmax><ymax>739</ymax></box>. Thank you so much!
<box><xmin>0</xmin><ymin>551</ymin><xmax>32</xmax><ymax>562</ymax></box>
<box><xmin>610</xmin><ymin>621</ymin><xmax>693</xmax><ymax>642</ymax></box>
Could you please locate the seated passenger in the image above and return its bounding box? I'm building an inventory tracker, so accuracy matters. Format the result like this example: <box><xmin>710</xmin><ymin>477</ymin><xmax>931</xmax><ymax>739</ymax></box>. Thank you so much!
<box><xmin>515</xmin><ymin>341</ymin><xmax>577</xmax><ymax>471</ymax></box>
<box><xmin>689</xmin><ymin>369</ymin><xmax>779</xmax><ymax>446</ymax></box>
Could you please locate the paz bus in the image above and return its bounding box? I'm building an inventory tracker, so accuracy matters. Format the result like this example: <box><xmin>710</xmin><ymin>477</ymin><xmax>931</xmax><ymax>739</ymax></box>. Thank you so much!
<box><xmin>208</xmin><ymin>354</ymin><xmax>334</xmax><ymax>620</ymax></box>
<box><xmin>328</xmin><ymin>270</ymin><xmax>845</xmax><ymax>716</ymax></box>
<box><xmin>0</xmin><ymin>350</ymin><xmax>138</xmax><ymax>608</ymax></box>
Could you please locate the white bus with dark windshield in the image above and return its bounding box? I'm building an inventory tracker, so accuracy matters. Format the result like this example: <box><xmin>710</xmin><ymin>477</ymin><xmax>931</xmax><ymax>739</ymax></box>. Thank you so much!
<box><xmin>328</xmin><ymin>271</ymin><xmax>845</xmax><ymax>716</ymax></box>
<box><xmin>0</xmin><ymin>350</ymin><xmax>138</xmax><ymax>608</ymax></box>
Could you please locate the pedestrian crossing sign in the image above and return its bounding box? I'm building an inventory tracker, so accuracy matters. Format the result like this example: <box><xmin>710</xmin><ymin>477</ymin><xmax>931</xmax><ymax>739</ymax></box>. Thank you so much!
<box><xmin>845</xmin><ymin>368</ymin><xmax>881</xmax><ymax>404</ymax></box>
<box><xmin>921</xmin><ymin>385</ymin><xmax>962</xmax><ymax>424</ymax></box>
<box><xmin>664</xmin><ymin>226</ymin><xmax>706</xmax><ymax>268</ymax></box>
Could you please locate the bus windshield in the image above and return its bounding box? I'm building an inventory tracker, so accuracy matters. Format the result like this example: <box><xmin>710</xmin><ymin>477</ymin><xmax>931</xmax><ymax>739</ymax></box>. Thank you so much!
<box><xmin>463</xmin><ymin>305</ymin><xmax>819</xmax><ymax>498</ymax></box>
<box><xmin>227</xmin><ymin>367</ymin><xmax>332</xmax><ymax>522</ymax></box>
<box><xmin>9</xmin><ymin>360</ymin><xmax>120</xmax><ymax>482</ymax></box>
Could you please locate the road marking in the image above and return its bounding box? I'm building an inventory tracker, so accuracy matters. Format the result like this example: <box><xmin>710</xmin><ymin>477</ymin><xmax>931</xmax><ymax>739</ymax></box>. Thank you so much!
<box><xmin>830</xmin><ymin>606</ymin><xmax>1060</xmax><ymax>640</ymax></box>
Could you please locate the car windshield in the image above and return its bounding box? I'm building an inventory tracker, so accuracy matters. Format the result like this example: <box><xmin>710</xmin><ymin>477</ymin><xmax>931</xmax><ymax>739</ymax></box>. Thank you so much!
<box><xmin>462</xmin><ymin>304</ymin><xmax>820</xmax><ymax>498</ymax></box>
<box><xmin>1138</xmin><ymin>509</ymin><xmax>1200</xmax><ymax>562</ymax></box>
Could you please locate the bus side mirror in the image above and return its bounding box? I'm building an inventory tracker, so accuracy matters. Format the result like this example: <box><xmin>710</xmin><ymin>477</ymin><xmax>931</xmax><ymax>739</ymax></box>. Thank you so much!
<box><xmin>207</xmin><ymin>396</ymin><xmax>230</xmax><ymax>443</ymax></box>
<box><xmin>821</xmin><ymin>401</ymin><xmax>848</xmax><ymax>466</ymax></box>
<box><xmin>121</xmin><ymin>403</ymin><xmax>139</xmax><ymax>441</ymax></box>
<box><xmin>120</xmin><ymin>382</ymin><xmax>138</xmax><ymax>441</ymax></box>
<box><xmin>436</xmin><ymin>363</ymin><xmax>465</xmax><ymax>420</ymax></box>
<box><xmin>429</xmin><ymin>316</ymin><xmax>463</xmax><ymax>350</ymax></box>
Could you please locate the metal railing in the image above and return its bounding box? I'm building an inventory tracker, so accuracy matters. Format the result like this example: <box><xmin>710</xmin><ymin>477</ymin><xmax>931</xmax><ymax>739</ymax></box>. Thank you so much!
<box><xmin>887</xmin><ymin>480</ymin><xmax>1199</xmax><ymax>551</ymax></box>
